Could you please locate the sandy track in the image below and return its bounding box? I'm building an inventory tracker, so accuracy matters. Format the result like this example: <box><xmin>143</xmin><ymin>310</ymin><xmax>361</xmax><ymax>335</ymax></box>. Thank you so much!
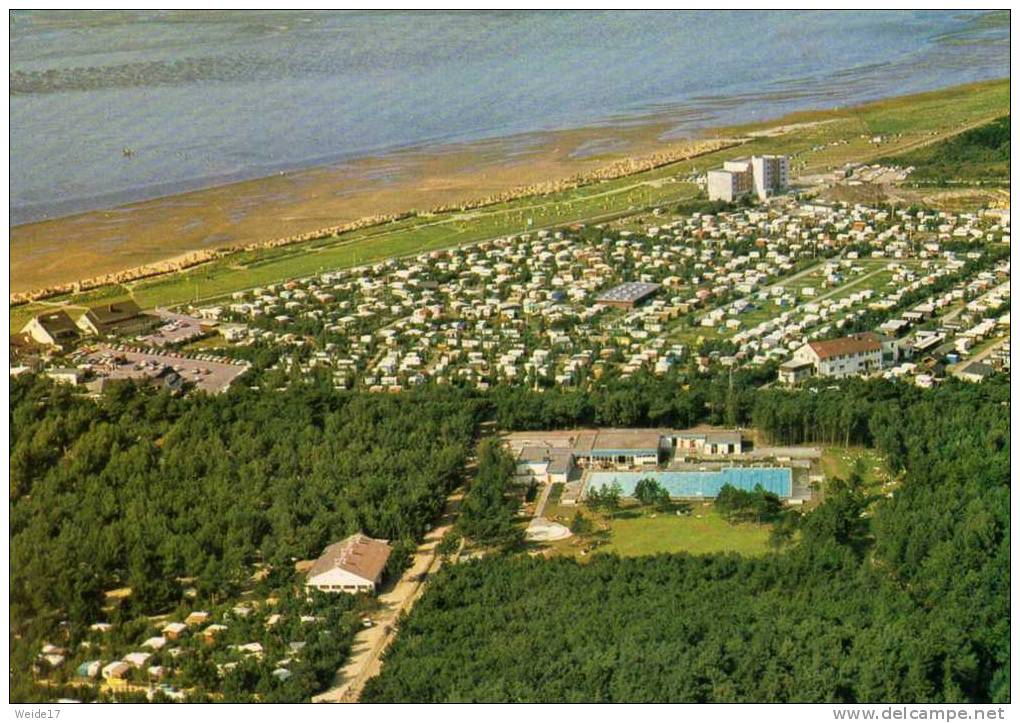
<box><xmin>312</xmin><ymin>491</ymin><xmax>463</xmax><ymax>703</ymax></box>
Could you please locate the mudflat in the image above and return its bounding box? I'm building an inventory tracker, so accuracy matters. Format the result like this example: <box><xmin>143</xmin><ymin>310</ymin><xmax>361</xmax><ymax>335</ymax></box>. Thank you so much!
<box><xmin>11</xmin><ymin>114</ymin><xmax>720</xmax><ymax>294</ymax></box>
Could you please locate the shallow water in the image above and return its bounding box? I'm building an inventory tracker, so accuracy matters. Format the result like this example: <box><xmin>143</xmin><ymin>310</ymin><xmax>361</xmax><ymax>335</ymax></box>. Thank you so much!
<box><xmin>10</xmin><ymin>9</ymin><xmax>1009</xmax><ymax>224</ymax></box>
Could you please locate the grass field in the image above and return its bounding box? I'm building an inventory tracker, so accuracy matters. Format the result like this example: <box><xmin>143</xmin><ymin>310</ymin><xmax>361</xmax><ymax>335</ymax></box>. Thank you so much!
<box><xmin>10</xmin><ymin>79</ymin><xmax>1008</xmax><ymax>331</ymax></box>
<box><xmin>601</xmin><ymin>506</ymin><xmax>773</xmax><ymax>557</ymax></box>
<box><xmin>541</xmin><ymin>502</ymin><xmax>773</xmax><ymax>558</ymax></box>
<box><xmin>820</xmin><ymin>446</ymin><xmax>893</xmax><ymax>493</ymax></box>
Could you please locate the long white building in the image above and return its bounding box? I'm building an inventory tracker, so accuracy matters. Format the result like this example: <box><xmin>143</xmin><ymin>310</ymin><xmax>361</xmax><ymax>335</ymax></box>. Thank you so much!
<box><xmin>785</xmin><ymin>332</ymin><xmax>893</xmax><ymax>380</ymax></box>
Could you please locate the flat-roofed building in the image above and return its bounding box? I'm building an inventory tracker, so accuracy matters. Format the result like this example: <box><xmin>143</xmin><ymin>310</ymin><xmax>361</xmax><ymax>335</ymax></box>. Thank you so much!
<box><xmin>667</xmin><ymin>430</ymin><xmax>743</xmax><ymax>457</ymax></box>
<box><xmin>957</xmin><ymin>361</ymin><xmax>996</xmax><ymax>383</ymax></box>
<box><xmin>707</xmin><ymin>155</ymin><xmax>789</xmax><ymax>202</ymax></box>
<box><xmin>516</xmin><ymin>446</ymin><xmax>574</xmax><ymax>484</ymax></box>
<box><xmin>778</xmin><ymin>358</ymin><xmax>814</xmax><ymax>386</ymax></box>
<box><xmin>595</xmin><ymin>282</ymin><xmax>661</xmax><ymax>309</ymax></box>
<box><xmin>572</xmin><ymin>429</ymin><xmax>665</xmax><ymax>468</ymax></box>
<box><xmin>751</xmin><ymin>155</ymin><xmax>790</xmax><ymax>200</ymax></box>
<box><xmin>45</xmin><ymin>368</ymin><xmax>84</xmax><ymax>386</ymax></box>
<box><xmin>707</xmin><ymin>159</ymin><xmax>754</xmax><ymax>202</ymax></box>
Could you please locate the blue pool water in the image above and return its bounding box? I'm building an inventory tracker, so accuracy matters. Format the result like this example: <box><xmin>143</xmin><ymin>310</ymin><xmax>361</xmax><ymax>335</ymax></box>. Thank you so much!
<box><xmin>587</xmin><ymin>467</ymin><xmax>793</xmax><ymax>499</ymax></box>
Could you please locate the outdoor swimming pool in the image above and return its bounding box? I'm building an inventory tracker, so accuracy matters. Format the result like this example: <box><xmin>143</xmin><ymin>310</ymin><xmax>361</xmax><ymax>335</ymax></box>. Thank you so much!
<box><xmin>585</xmin><ymin>467</ymin><xmax>793</xmax><ymax>499</ymax></box>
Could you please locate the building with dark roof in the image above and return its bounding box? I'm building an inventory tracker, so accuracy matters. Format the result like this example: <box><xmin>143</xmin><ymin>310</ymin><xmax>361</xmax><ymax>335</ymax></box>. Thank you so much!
<box><xmin>572</xmin><ymin>429</ymin><xmax>666</xmax><ymax>468</ymax></box>
<box><xmin>956</xmin><ymin>361</ymin><xmax>996</xmax><ymax>383</ymax></box>
<box><xmin>595</xmin><ymin>282</ymin><xmax>661</xmax><ymax>309</ymax></box>
<box><xmin>22</xmin><ymin>310</ymin><xmax>81</xmax><ymax>349</ymax></box>
<box><xmin>9</xmin><ymin>333</ymin><xmax>47</xmax><ymax>368</ymax></box>
<box><xmin>516</xmin><ymin>445</ymin><xmax>574</xmax><ymax>484</ymax></box>
<box><xmin>77</xmin><ymin>301</ymin><xmax>154</xmax><ymax>337</ymax></box>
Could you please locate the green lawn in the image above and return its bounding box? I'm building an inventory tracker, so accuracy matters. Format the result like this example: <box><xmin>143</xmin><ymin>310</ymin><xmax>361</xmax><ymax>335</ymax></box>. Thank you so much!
<box><xmin>538</xmin><ymin>503</ymin><xmax>773</xmax><ymax>558</ymax></box>
<box><xmin>602</xmin><ymin>506</ymin><xmax>772</xmax><ymax>557</ymax></box>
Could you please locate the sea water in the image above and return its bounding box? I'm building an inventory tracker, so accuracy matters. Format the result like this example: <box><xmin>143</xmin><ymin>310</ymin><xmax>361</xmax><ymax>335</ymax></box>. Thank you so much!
<box><xmin>10</xmin><ymin>10</ymin><xmax>1009</xmax><ymax>224</ymax></box>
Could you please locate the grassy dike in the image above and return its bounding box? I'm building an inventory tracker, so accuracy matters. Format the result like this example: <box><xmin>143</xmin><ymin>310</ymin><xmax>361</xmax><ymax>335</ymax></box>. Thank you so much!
<box><xmin>10</xmin><ymin>79</ymin><xmax>1008</xmax><ymax>330</ymax></box>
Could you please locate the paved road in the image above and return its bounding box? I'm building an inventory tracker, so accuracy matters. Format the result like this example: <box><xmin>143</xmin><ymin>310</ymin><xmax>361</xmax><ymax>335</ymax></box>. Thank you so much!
<box><xmin>968</xmin><ymin>336</ymin><xmax>1010</xmax><ymax>365</ymax></box>
<box><xmin>941</xmin><ymin>281</ymin><xmax>1011</xmax><ymax>324</ymax></box>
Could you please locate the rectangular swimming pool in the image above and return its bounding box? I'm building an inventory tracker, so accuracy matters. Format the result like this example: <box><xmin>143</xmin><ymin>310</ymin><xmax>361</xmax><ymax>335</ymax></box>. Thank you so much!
<box><xmin>585</xmin><ymin>467</ymin><xmax>793</xmax><ymax>499</ymax></box>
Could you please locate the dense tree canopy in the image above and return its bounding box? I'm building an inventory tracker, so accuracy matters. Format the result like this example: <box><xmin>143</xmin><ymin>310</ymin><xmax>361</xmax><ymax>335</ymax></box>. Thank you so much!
<box><xmin>456</xmin><ymin>440</ymin><xmax>524</xmax><ymax>550</ymax></box>
<box><xmin>488</xmin><ymin>364</ymin><xmax>773</xmax><ymax>431</ymax></box>
<box><xmin>9</xmin><ymin>371</ymin><xmax>1009</xmax><ymax>703</ymax></box>
<box><xmin>364</xmin><ymin>378</ymin><xmax>1009</xmax><ymax>703</ymax></box>
<box><xmin>10</xmin><ymin>375</ymin><xmax>482</xmax><ymax>699</ymax></box>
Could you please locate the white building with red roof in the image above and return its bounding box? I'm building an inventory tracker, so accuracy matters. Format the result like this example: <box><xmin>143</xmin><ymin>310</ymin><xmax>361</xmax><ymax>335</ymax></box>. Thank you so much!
<box><xmin>305</xmin><ymin>534</ymin><xmax>392</xmax><ymax>595</ymax></box>
<box><xmin>788</xmin><ymin>331</ymin><xmax>893</xmax><ymax>379</ymax></box>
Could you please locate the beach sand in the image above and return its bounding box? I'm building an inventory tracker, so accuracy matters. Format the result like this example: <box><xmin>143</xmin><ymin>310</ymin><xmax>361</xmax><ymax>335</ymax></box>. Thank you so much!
<box><xmin>11</xmin><ymin>114</ymin><xmax>726</xmax><ymax>294</ymax></box>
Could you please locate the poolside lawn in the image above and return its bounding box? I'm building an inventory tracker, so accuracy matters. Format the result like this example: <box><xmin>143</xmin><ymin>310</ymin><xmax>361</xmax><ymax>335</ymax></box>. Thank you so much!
<box><xmin>603</xmin><ymin>506</ymin><xmax>772</xmax><ymax>557</ymax></box>
<box><xmin>541</xmin><ymin>503</ymin><xmax>772</xmax><ymax>558</ymax></box>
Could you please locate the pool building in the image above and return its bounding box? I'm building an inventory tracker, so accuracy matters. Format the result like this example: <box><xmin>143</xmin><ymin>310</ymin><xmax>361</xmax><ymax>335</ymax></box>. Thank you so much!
<box><xmin>506</xmin><ymin>427</ymin><xmax>805</xmax><ymax>504</ymax></box>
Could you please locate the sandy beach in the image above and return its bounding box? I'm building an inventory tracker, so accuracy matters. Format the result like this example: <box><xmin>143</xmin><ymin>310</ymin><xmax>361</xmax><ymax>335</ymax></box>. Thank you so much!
<box><xmin>10</xmin><ymin>113</ymin><xmax>732</xmax><ymax>295</ymax></box>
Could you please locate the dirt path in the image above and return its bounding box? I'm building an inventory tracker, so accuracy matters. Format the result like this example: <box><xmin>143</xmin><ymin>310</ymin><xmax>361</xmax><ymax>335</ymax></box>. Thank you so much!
<box><xmin>311</xmin><ymin>491</ymin><xmax>463</xmax><ymax>703</ymax></box>
<box><xmin>532</xmin><ymin>479</ymin><xmax>554</xmax><ymax>519</ymax></box>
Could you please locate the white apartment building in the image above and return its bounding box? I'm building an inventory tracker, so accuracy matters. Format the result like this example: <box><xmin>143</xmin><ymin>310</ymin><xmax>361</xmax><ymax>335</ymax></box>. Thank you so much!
<box><xmin>751</xmin><ymin>155</ymin><xmax>790</xmax><ymax>200</ymax></box>
<box><xmin>789</xmin><ymin>332</ymin><xmax>888</xmax><ymax>379</ymax></box>
<box><xmin>707</xmin><ymin>159</ymin><xmax>754</xmax><ymax>202</ymax></box>
<box><xmin>708</xmin><ymin>155</ymin><xmax>789</xmax><ymax>202</ymax></box>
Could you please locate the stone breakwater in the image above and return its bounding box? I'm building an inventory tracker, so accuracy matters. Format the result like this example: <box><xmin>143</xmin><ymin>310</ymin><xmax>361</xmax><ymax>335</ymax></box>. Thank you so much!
<box><xmin>10</xmin><ymin>137</ymin><xmax>738</xmax><ymax>306</ymax></box>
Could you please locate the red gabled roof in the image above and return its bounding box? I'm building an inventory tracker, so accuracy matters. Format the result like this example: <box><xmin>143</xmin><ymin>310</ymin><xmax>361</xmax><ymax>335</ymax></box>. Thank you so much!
<box><xmin>307</xmin><ymin>534</ymin><xmax>391</xmax><ymax>584</ymax></box>
<box><xmin>808</xmin><ymin>332</ymin><xmax>882</xmax><ymax>360</ymax></box>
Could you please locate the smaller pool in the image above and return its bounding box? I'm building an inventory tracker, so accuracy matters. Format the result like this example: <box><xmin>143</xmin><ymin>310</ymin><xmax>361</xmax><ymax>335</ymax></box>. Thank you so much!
<box><xmin>585</xmin><ymin>467</ymin><xmax>793</xmax><ymax>499</ymax></box>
